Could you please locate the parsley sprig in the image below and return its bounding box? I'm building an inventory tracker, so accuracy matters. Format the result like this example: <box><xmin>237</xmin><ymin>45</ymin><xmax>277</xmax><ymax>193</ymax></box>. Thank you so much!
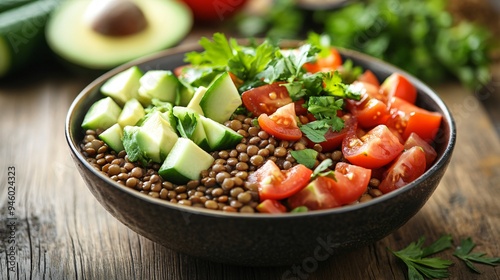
<box><xmin>453</xmin><ymin>237</ymin><xmax>500</xmax><ymax>273</ymax></box>
<box><xmin>390</xmin><ymin>235</ymin><xmax>454</xmax><ymax>280</ymax></box>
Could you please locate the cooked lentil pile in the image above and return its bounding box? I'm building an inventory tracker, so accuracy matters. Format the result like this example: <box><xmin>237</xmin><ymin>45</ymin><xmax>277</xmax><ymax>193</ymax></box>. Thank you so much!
<box><xmin>81</xmin><ymin>114</ymin><xmax>384</xmax><ymax>213</ymax></box>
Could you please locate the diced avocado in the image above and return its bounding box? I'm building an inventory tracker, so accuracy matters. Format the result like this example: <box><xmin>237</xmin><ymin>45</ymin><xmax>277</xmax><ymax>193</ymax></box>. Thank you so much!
<box><xmin>118</xmin><ymin>98</ymin><xmax>145</xmax><ymax>127</ymax></box>
<box><xmin>186</xmin><ymin>86</ymin><xmax>207</xmax><ymax>116</ymax></box>
<box><xmin>81</xmin><ymin>97</ymin><xmax>122</xmax><ymax>130</ymax></box>
<box><xmin>100</xmin><ymin>66</ymin><xmax>143</xmax><ymax>106</ymax></box>
<box><xmin>135</xmin><ymin>111</ymin><xmax>178</xmax><ymax>163</ymax></box>
<box><xmin>138</xmin><ymin>70</ymin><xmax>179</xmax><ymax>106</ymax></box>
<box><xmin>172</xmin><ymin>106</ymin><xmax>210</xmax><ymax>151</ymax></box>
<box><xmin>200</xmin><ymin>72</ymin><xmax>242</xmax><ymax>123</ymax></box>
<box><xmin>99</xmin><ymin>123</ymin><xmax>124</xmax><ymax>152</ymax></box>
<box><xmin>200</xmin><ymin>115</ymin><xmax>243</xmax><ymax>151</ymax></box>
<box><xmin>158</xmin><ymin>138</ymin><xmax>214</xmax><ymax>185</ymax></box>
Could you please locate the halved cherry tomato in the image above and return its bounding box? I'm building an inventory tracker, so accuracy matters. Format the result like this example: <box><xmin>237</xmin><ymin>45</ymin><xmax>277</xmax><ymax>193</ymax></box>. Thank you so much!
<box><xmin>346</xmin><ymin>82</ymin><xmax>390</xmax><ymax>129</ymax></box>
<box><xmin>306</xmin><ymin>114</ymin><xmax>354</xmax><ymax>152</ymax></box>
<box><xmin>342</xmin><ymin>122</ymin><xmax>404</xmax><ymax>169</ymax></box>
<box><xmin>258</xmin><ymin>103</ymin><xmax>302</xmax><ymax>141</ymax></box>
<box><xmin>357</xmin><ymin>69</ymin><xmax>380</xmax><ymax>87</ymax></box>
<box><xmin>248</xmin><ymin>160</ymin><xmax>313</xmax><ymax>201</ymax></box>
<box><xmin>256</xmin><ymin>199</ymin><xmax>287</xmax><ymax>214</ymax></box>
<box><xmin>378</xmin><ymin>146</ymin><xmax>427</xmax><ymax>194</ymax></box>
<box><xmin>241</xmin><ymin>82</ymin><xmax>292</xmax><ymax>116</ymax></box>
<box><xmin>380</xmin><ymin>73</ymin><xmax>417</xmax><ymax>104</ymax></box>
<box><xmin>387</xmin><ymin>97</ymin><xmax>443</xmax><ymax>142</ymax></box>
<box><xmin>288</xmin><ymin>162</ymin><xmax>371</xmax><ymax>210</ymax></box>
<box><xmin>303</xmin><ymin>48</ymin><xmax>342</xmax><ymax>73</ymax></box>
<box><xmin>404</xmin><ymin>132</ymin><xmax>438</xmax><ymax>166</ymax></box>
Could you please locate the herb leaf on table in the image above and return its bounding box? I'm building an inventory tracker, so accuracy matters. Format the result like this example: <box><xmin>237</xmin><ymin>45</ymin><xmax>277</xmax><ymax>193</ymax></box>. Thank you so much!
<box><xmin>453</xmin><ymin>237</ymin><xmax>500</xmax><ymax>273</ymax></box>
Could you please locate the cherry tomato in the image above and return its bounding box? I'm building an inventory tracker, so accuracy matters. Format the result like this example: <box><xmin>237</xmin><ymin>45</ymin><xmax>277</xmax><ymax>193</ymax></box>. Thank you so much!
<box><xmin>357</xmin><ymin>69</ymin><xmax>380</xmax><ymax>87</ymax></box>
<box><xmin>342</xmin><ymin>122</ymin><xmax>404</xmax><ymax>169</ymax></box>
<box><xmin>387</xmin><ymin>97</ymin><xmax>443</xmax><ymax>142</ymax></box>
<box><xmin>256</xmin><ymin>199</ymin><xmax>287</xmax><ymax>213</ymax></box>
<box><xmin>306</xmin><ymin>114</ymin><xmax>354</xmax><ymax>152</ymax></box>
<box><xmin>258</xmin><ymin>103</ymin><xmax>302</xmax><ymax>141</ymax></box>
<box><xmin>288</xmin><ymin>162</ymin><xmax>371</xmax><ymax>210</ymax></box>
<box><xmin>180</xmin><ymin>0</ymin><xmax>248</xmax><ymax>22</ymax></box>
<box><xmin>242</xmin><ymin>82</ymin><xmax>292</xmax><ymax>116</ymax></box>
<box><xmin>303</xmin><ymin>48</ymin><xmax>342</xmax><ymax>73</ymax></box>
<box><xmin>380</xmin><ymin>73</ymin><xmax>417</xmax><ymax>104</ymax></box>
<box><xmin>378</xmin><ymin>146</ymin><xmax>427</xmax><ymax>194</ymax></box>
<box><xmin>346</xmin><ymin>82</ymin><xmax>390</xmax><ymax>129</ymax></box>
<box><xmin>248</xmin><ymin>160</ymin><xmax>313</xmax><ymax>201</ymax></box>
<box><xmin>404</xmin><ymin>132</ymin><xmax>438</xmax><ymax>166</ymax></box>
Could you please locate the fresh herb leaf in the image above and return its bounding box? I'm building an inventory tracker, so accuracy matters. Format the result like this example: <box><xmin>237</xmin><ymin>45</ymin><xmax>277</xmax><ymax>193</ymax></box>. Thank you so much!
<box><xmin>176</xmin><ymin>113</ymin><xmax>197</xmax><ymax>139</ymax></box>
<box><xmin>290</xmin><ymin>149</ymin><xmax>318</xmax><ymax>169</ymax></box>
<box><xmin>307</xmin><ymin>96</ymin><xmax>344</xmax><ymax>120</ymax></box>
<box><xmin>300</xmin><ymin>120</ymin><xmax>330</xmax><ymax>143</ymax></box>
<box><xmin>290</xmin><ymin>206</ymin><xmax>309</xmax><ymax>213</ymax></box>
<box><xmin>122</xmin><ymin>127</ymin><xmax>149</xmax><ymax>166</ymax></box>
<box><xmin>306</xmin><ymin>32</ymin><xmax>333</xmax><ymax>59</ymax></box>
<box><xmin>311</xmin><ymin>158</ymin><xmax>334</xmax><ymax>179</ymax></box>
<box><xmin>323</xmin><ymin>71</ymin><xmax>362</xmax><ymax>100</ymax></box>
<box><xmin>453</xmin><ymin>237</ymin><xmax>500</xmax><ymax>273</ymax></box>
<box><xmin>185</xmin><ymin>33</ymin><xmax>233</xmax><ymax>68</ymax></box>
<box><xmin>338</xmin><ymin>59</ymin><xmax>364</xmax><ymax>84</ymax></box>
<box><xmin>389</xmin><ymin>235</ymin><xmax>453</xmax><ymax>280</ymax></box>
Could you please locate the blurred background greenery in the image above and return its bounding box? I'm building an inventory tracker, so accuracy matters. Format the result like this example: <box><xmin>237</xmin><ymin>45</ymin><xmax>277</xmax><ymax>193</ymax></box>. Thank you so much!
<box><xmin>232</xmin><ymin>0</ymin><xmax>499</xmax><ymax>90</ymax></box>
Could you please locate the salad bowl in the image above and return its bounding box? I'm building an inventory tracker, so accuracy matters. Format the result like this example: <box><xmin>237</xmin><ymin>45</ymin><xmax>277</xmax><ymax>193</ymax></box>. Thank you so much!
<box><xmin>65</xmin><ymin>40</ymin><xmax>456</xmax><ymax>266</ymax></box>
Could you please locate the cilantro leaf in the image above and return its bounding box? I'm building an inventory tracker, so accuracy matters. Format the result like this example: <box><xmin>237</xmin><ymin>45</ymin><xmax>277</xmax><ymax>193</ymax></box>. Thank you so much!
<box><xmin>307</xmin><ymin>96</ymin><xmax>344</xmax><ymax>120</ymax></box>
<box><xmin>290</xmin><ymin>149</ymin><xmax>318</xmax><ymax>169</ymax></box>
<box><xmin>453</xmin><ymin>237</ymin><xmax>500</xmax><ymax>273</ymax></box>
<box><xmin>176</xmin><ymin>113</ymin><xmax>198</xmax><ymax>139</ymax></box>
<box><xmin>185</xmin><ymin>33</ymin><xmax>233</xmax><ymax>67</ymax></box>
<box><xmin>311</xmin><ymin>159</ymin><xmax>335</xmax><ymax>180</ymax></box>
<box><xmin>323</xmin><ymin>71</ymin><xmax>362</xmax><ymax>100</ymax></box>
<box><xmin>300</xmin><ymin>120</ymin><xmax>330</xmax><ymax>143</ymax></box>
<box><xmin>389</xmin><ymin>235</ymin><xmax>453</xmax><ymax>280</ymax></box>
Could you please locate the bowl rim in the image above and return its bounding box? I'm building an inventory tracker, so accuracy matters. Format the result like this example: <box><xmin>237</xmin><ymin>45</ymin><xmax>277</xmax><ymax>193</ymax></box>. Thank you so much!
<box><xmin>65</xmin><ymin>39</ymin><xmax>457</xmax><ymax>219</ymax></box>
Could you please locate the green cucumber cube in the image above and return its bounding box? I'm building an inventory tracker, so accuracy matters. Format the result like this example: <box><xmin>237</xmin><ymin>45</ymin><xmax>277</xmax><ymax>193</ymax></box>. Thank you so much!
<box><xmin>200</xmin><ymin>72</ymin><xmax>242</xmax><ymax>123</ymax></box>
<box><xmin>99</xmin><ymin>123</ymin><xmax>124</xmax><ymax>152</ymax></box>
<box><xmin>118</xmin><ymin>98</ymin><xmax>145</xmax><ymax>127</ymax></box>
<box><xmin>200</xmin><ymin>115</ymin><xmax>243</xmax><ymax>151</ymax></box>
<box><xmin>138</xmin><ymin>70</ymin><xmax>179</xmax><ymax>105</ymax></box>
<box><xmin>81</xmin><ymin>97</ymin><xmax>122</xmax><ymax>130</ymax></box>
<box><xmin>100</xmin><ymin>66</ymin><xmax>143</xmax><ymax>106</ymax></box>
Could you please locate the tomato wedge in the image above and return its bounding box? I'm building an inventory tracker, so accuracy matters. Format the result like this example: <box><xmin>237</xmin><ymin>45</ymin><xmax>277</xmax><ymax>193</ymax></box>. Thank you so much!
<box><xmin>378</xmin><ymin>146</ymin><xmax>427</xmax><ymax>194</ymax></box>
<box><xmin>387</xmin><ymin>97</ymin><xmax>443</xmax><ymax>142</ymax></box>
<box><xmin>258</xmin><ymin>103</ymin><xmax>302</xmax><ymax>141</ymax></box>
<box><xmin>357</xmin><ymin>69</ymin><xmax>380</xmax><ymax>87</ymax></box>
<box><xmin>342</xmin><ymin>122</ymin><xmax>404</xmax><ymax>169</ymax></box>
<box><xmin>303</xmin><ymin>48</ymin><xmax>342</xmax><ymax>73</ymax></box>
<box><xmin>288</xmin><ymin>162</ymin><xmax>371</xmax><ymax>210</ymax></box>
<box><xmin>380</xmin><ymin>73</ymin><xmax>417</xmax><ymax>104</ymax></box>
<box><xmin>256</xmin><ymin>199</ymin><xmax>287</xmax><ymax>213</ymax></box>
<box><xmin>248</xmin><ymin>160</ymin><xmax>313</xmax><ymax>201</ymax></box>
<box><xmin>241</xmin><ymin>82</ymin><xmax>292</xmax><ymax>116</ymax></box>
<box><xmin>346</xmin><ymin>82</ymin><xmax>390</xmax><ymax>129</ymax></box>
<box><xmin>404</xmin><ymin>132</ymin><xmax>438</xmax><ymax>166</ymax></box>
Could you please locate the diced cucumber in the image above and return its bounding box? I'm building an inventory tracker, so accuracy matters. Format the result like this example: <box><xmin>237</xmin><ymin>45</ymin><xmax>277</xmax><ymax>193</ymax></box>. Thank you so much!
<box><xmin>158</xmin><ymin>138</ymin><xmax>214</xmax><ymax>185</ymax></box>
<box><xmin>135</xmin><ymin>111</ymin><xmax>178</xmax><ymax>163</ymax></box>
<box><xmin>118</xmin><ymin>98</ymin><xmax>145</xmax><ymax>127</ymax></box>
<box><xmin>186</xmin><ymin>86</ymin><xmax>207</xmax><ymax>116</ymax></box>
<box><xmin>81</xmin><ymin>97</ymin><xmax>122</xmax><ymax>130</ymax></box>
<box><xmin>99</xmin><ymin>123</ymin><xmax>124</xmax><ymax>152</ymax></box>
<box><xmin>138</xmin><ymin>70</ymin><xmax>179</xmax><ymax>105</ymax></box>
<box><xmin>172</xmin><ymin>106</ymin><xmax>210</xmax><ymax>151</ymax></box>
<box><xmin>176</xmin><ymin>84</ymin><xmax>195</xmax><ymax>106</ymax></box>
<box><xmin>200</xmin><ymin>72</ymin><xmax>242</xmax><ymax>123</ymax></box>
<box><xmin>123</xmin><ymin>126</ymin><xmax>147</xmax><ymax>164</ymax></box>
<box><xmin>200</xmin><ymin>116</ymin><xmax>243</xmax><ymax>151</ymax></box>
<box><xmin>100</xmin><ymin>66</ymin><xmax>143</xmax><ymax>106</ymax></box>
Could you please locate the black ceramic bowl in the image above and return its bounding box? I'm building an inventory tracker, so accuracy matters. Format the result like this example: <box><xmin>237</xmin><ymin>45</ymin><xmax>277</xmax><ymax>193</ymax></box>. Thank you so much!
<box><xmin>65</xmin><ymin>41</ymin><xmax>456</xmax><ymax>266</ymax></box>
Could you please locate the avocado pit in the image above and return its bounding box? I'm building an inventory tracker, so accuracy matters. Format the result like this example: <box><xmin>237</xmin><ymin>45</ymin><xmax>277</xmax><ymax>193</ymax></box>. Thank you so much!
<box><xmin>85</xmin><ymin>0</ymin><xmax>148</xmax><ymax>36</ymax></box>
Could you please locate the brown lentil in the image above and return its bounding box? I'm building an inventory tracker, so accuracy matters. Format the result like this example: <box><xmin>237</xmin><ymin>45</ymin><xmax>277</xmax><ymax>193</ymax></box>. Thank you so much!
<box><xmin>81</xmin><ymin>112</ymin><xmax>389</xmax><ymax>213</ymax></box>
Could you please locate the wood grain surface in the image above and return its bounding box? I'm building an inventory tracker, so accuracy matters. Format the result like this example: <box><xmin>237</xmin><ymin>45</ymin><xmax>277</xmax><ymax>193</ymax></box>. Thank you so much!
<box><xmin>1</xmin><ymin>31</ymin><xmax>500</xmax><ymax>280</ymax></box>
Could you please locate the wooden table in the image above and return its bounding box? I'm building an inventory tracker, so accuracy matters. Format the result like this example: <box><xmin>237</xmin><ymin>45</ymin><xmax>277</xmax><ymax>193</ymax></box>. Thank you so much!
<box><xmin>1</xmin><ymin>28</ymin><xmax>500</xmax><ymax>280</ymax></box>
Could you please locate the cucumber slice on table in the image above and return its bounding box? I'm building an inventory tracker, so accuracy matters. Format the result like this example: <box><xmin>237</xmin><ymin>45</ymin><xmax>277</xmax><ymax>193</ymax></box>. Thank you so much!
<box><xmin>0</xmin><ymin>0</ymin><xmax>59</xmax><ymax>77</ymax></box>
<box><xmin>101</xmin><ymin>66</ymin><xmax>143</xmax><ymax>106</ymax></box>
<box><xmin>158</xmin><ymin>138</ymin><xmax>215</xmax><ymax>185</ymax></box>
<box><xmin>200</xmin><ymin>72</ymin><xmax>242</xmax><ymax>123</ymax></box>
<box><xmin>81</xmin><ymin>97</ymin><xmax>122</xmax><ymax>130</ymax></box>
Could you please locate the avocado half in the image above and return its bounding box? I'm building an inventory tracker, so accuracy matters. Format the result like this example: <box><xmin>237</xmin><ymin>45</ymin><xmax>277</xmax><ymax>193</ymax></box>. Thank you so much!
<box><xmin>46</xmin><ymin>0</ymin><xmax>192</xmax><ymax>70</ymax></box>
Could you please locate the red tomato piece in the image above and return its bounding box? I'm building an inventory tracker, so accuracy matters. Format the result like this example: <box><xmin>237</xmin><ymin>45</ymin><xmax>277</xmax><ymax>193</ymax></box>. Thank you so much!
<box><xmin>380</xmin><ymin>73</ymin><xmax>417</xmax><ymax>104</ymax></box>
<box><xmin>258</xmin><ymin>103</ymin><xmax>302</xmax><ymax>141</ymax></box>
<box><xmin>242</xmin><ymin>82</ymin><xmax>292</xmax><ymax>116</ymax></box>
<box><xmin>288</xmin><ymin>162</ymin><xmax>371</xmax><ymax>210</ymax></box>
<box><xmin>180</xmin><ymin>0</ymin><xmax>248</xmax><ymax>22</ymax></box>
<box><xmin>256</xmin><ymin>199</ymin><xmax>287</xmax><ymax>213</ymax></box>
<box><xmin>342</xmin><ymin>122</ymin><xmax>404</xmax><ymax>169</ymax></box>
<box><xmin>346</xmin><ymin>82</ymin><xmax>390</xmax><ymax>129</ymax></box>
<box><xmin>303</xmin><ymin>48</ymin><xmax>342</xmax><ymax>73</ymax></box>
<box><xmin>248</xmin><ymin>160</ymin><xmax>313</xmax><ymax>201</ymax></box>
<box><xmin>404</xmin><ymin>132</ymin><xmax>438</xmax><ymax>167</ymax></box>
<box><xmin>378</xmin><ymin>146</ymin><xmax>427</xmax><ymax>194</ymax></box>
<box><xmin>357</xmin><ymin>69</ymin><xmax>380</xmax><ymax>87</ymax></box>
<box><xmin>388</xmin><ymin>97</ymin><xmax>443</xmax><ymax>142</ymax></box>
